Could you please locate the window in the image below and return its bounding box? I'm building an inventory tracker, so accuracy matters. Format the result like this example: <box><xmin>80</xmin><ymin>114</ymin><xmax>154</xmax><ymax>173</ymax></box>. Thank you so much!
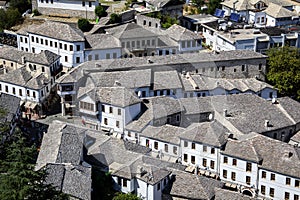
<box><xmin>76</xmin><ymin>57</ymin><xmax>80</xmax><ymax>63</ymax></box>
<box><xmin>231</xmin><ymin>172</ymin><xmax>236</xmax><ymax>181</ymax></box>
<box><xmin>89</xmin><ymin>1</ymin><xmax>91</xmax><ymax>7</ymax></box>
<box><xmin>182</xmin><ymin>41</ymin><xmax>186</xmax><ymax>48</ymax></box>
<box><xmin>123</xmin><ymin>179</ymin><xmax>127</xmax><ymax>187</ymax></box>
<box><xmin>223</xmin><ymin>170</ymin><xmax>227</xmax><ymax>178</ymax></box>
<box><xmin>246</xmin><ymin>176</ymin><xmax>251</xmax><ymax>185</ymax></box>
<box><xmin>295</xmin><ymin>194</ymin><xmax>299</xmax><ymax>200</ymax></box>
<box><xmin>80</xmin><ymin>101</ymin><xmax>94</xmax><ymax>111</ymax></box>
<box><xmin>11</xmin><ymin>63</ymin><xmax>13</xmax><ymax>67</ymax></box>
<box><xmin>65</xmin><ymin>56</ymin><xmax>68</xmax><ymax>62</ymax></box>
<box><xmin>261</xmin><ymin>185</ymin><xmax>265</xmax><ymax>195</ymax></box>
<box><xmin>164</xmin><ymin>178</ymin><xmax>166</xmax><ymax>186</ymax></box>
<box><xmin>154</xmin><ymin>141</ymin><xmax>158</xmax><ymax>150</ymax></box>
<box><xmin>116</xmin><ymin>121</ymin><xmax>119</xmax><ymax>128</ymax></box>
<box><xmin>82</xmin><ymin>1</ymin><xmax>85</xmax><ymax>6</ymax></box>
<box><xmin>113</xmin><ymin>53</ymin><xmax>117</xmax><ymax>59</ymax></box>
<box><xmin>55</xmin><ymin>42</ymin><xmax>57</xmax><ymax>48</ymax></box>
<box><xmin>164</xmin><ymin>144</ymin><xmax>168</xmax><ymax>152</ymax></box>
<box><xmin>286</xmin><ymin>178</ymin><xmax>291</xmax><ymax>185</ymax></box>
<box><xmin>131</xmin><ymin>41</ymin><xmax>135</xmax><ymax>48</ymax></box>
<box><xmin>95</xmin><ymin>54</ymin><xmax>99</xmax><ymax>60</ymax></box>
<box><xmin>101</xmin><ymin>105</ymin><xmax>105</xmax><ymax>112</ymax></box>
<box><xmin>5</xmin><ymin>86</ymin><xmax>8</xmax><ymax>92</ymax></box>
<box><xmin>262</xmin><ymin>171</ymin><xmax>266</xmax><ymax>179</ymax></box>
<box><xmin>45</xmin><ymin>39</ymin><xmax>48</xmax><ymax>46</ymax></box>
<box><xmin>127</xmin><ymin>131</ymin><xmax>131</xmax><ymax>137</ymax></box>
<box><xmin>147</xmin><ymin>40</ymin><xmax>150</xmax><ymax>46</ymax></box>
<box><xmin>33</xmin><ymin>92</ymin><xmax>36</xmax><ymax>98</ymax></box>
<box><xmin>191</xmin><ymin>156</ymin><xmax>195</xmax><ymax>164</ymax></box>
<box><xmin>259</xmin><ymin>63</ymin><xmax>262</xmax><ymax>70</ymax></box>
<box><xmin>31</xmin><ymin>36</ymin><xmax>34</xmax><ymax>42</ymax></box>
<box><xmin>246</xmin><ymin>162</ymin><xmax>252</xmax><ymax>172</ymax></box>
<box><xmin>41</xmin><ymin>90</ymin><xmax>44</xmax><ymax>97</ymax></box>
<box><xmin>211</xmin><ymin>148</ymin><xmax>215</xmax><ymax>154</ymax></box>
<box><xmin>42</xmin><ymin>67</ymin><xmax>45</xmax><ymax>72</ymax></box>
<box><xmin>152</xmin><ymin>39</ymin><xmax>155</xmax><ymax>46</ymax></box>
<box><xmin>106</xmin><ymin>53</ymin><xmax>110</xmax><ymax>59</ymax></box>
<box><xmin>32</xmin><ymin>47</ymin><xmax>35</xmax><ymax>53</ymax></box>
<box><xmin>184</xmin><ymin>154</ymin><xmax>188</xmax><ymax>162</ymax></box>
<box><xmin>12</xmin><ymin>87</ymin><xmax>15</xmax><ymax>94</ymax></box>
<box><xmin>223</xmin><ymin>156</ymin><xmax>228</xmax><ymax>163</ymax></box>
<box><xmin>109</xmin><ymin>107</ymin><xmax>113</xmax><ymax>113</ymax></box>
<box><xmin>269</xmin><ymin>188</ymin><xmax>274</xmax><ymax>197</ymax></box>
<box><xmin>20</xmin><ymin>37</ymin><xmax>23</xmax><ymax>42</ymax></box>
<box><xmin>127</xmin><ymin>41</ymin><xmax>130</xmax><ymax>48</ymax></box>
<box><xmin>27</xmin><ymin>90</ymin><xmax>30</xmax><ymax>96</ymax></box>
<box><xmin>184</xmin><ymin>141</ymin><xmax>188</xmax><ymax>147</ymax></box>
<box><xmin>242</xmin><ymin>65</ymin><xmax>245</xmax><ymax>71</ymax></box>
<box><xmin>69</xmin><ymin>45</ymin><xmax>73</xmax><ymax>51</ymax></box>
<box><xmin>25</xmin><ymin>38</ymin><xmax>28</xmax><ymax>43</ymax></box>
<box><xmin>285</xmin><ymin>192</ymin><xmax>290</xmax><ymax>200</ymax></box>
<box><xmin>173</xmin><ymin>146</ymin><xmax>177</xmax><ymax>155</ymax></box>
<box><xmin>118</xmin><ymin>108</ymin><xmax>121</xmax><ymax>115</ymax></box>
<box><xmin>88</xmin><ymin>55</ymin><xmax>92</xmax><ymax>61</ymax></box>
<box><xmin>192</xmin><ymin>143</ymin><xmax>195</xmax><ymax>149</ymax></box>
<box><xmin>41</xmin><ymin>39</ymin><xmax>44</xmax><ymax>45</ymax></box>
<box><xmin>202</xmin><ymin>158</ymin><xmax>207</xmax><ymax>167</ymax></box>
<box><xmin>36</xmin><ymin>37</ymin><xmax>39</xmax><ymax>43</ymax></box>
<box><xmin>271</xmin><ymin>173</ymin><xmax>275</xmax><ymax>181</ymax></box>
<box><xmin>104</xmin><ymin>118</ymin><xmax>108</xmax><ymax>125</ymax></box>
<box><xmin>76</xmin><ymin>45</ymin><xmax>80</xmax><ymax>51</ymax></box>
<box><xmin>149</xmin><ymin>21</ymin><xmax>151</xmax><ymax>26</ymax></box>
<box><xmin>157</xmin><ymin>182</ymin><xmax>160</xmax><ymax>191</ymax></box>
<box><xmin>210</xmin><ymin>160</ymin><xmax>215</xmax><ymax>169</ymax></box>
<box><xmin>295</xmin><ymin>180</ymin><xmax>299</xmax><ymax>187</ymax></box>
<box><xmin>203</xmin><ymin>146</ymin><xmax>207</xmax><ymax>152</ymax></box>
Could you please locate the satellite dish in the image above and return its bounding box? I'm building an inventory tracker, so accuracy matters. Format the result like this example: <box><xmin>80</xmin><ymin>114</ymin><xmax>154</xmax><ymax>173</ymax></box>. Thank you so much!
<box><xmin>208</xmin><ymin>113</ymin><xmax>213</xmax><ymax>121</ymax></box>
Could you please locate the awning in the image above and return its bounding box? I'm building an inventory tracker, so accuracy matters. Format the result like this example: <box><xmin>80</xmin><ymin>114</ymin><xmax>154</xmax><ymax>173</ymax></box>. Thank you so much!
<box><xmin>185</xmin><ymin>165</ymin><xmax>195</xmax><ymax>173</ymax></box>
<box><xmin>286</xmin><ymin>35</ymin><xmax>297</xmax><ymax>40</ymax></box>
<box><xmin>231</xmin><ymin>183</ymin><xmax>237</xmax><ymax>189</ymax></box>
<box><xmin>258</xmin><ymin>37</ymin><xmax>269</xmax><ymax>42</ymax></box>
<box><xmin>225</xmin><ymin>183</ymin><xmax>231</xmax><ymax>187</ymax></box>
<box><xmin>25</xmin><ymin>102</ymin><xmax>37</xmax><ymax>109</ymax></box>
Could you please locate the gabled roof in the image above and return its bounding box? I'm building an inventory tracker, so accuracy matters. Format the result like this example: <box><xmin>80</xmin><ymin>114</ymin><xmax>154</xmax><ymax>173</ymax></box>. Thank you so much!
<box><xmin>0</xmin><ymin>93</ymin><xmax>20</xmax><ymax>123</ymax></box>
<box><xmin>105</xmin><ymin>23</ymin><xmax>158</xmax><ymax>39</ymax></box>
<box><xmin>25</xmin><ymin>21</ymin><xmax>85</xmax><ymax>42</ymax></box>
<box><xmin>214</xmin><ymin>188</ymin><xmax>255</xmax><ymax>200</ymax></box>
<box><xmin>180</xmin><ymin>121</ymin><xmax>229</xmax><ymax>147</ymax></box>
<box><xmin>164</xmin><ymin>170</ymin><xmax>224</xmax><ymax>199</ymax></box>
<box><xmin>164</xmin><ymin>24</ymin><xmax>202</xmax><ymax>41</ymax></box>
<box><xmin>223</xmin><ymin>133</ymin><xmax>300</xmax><ymax>178</ymax></box>
<box><xmin>264</xmin><ymin>2</ymin><xmax>297</xmax><ymax>18</ymax></box>
<box><xmin>146</xmin><ymin>0</ymin><xmax>184</xmax><ymax>8</ymax></box>
<box><xmin>45</xmin><ymin>163</ymin><xmax>92</xmax><ymax>200</ymax></box>
<box><xmin>85</xmin><ymin>34</ymin><xmax>121</xmax><ymax>50</ymax></box>
<box><xmin>140</xmin><ymin>124</ymin><xmax>185</xmax><ymax>145</ymax></box>
<box><xmin>153</xmin><ymin>70</ymin><xmax>182</xmax><ymax>90</ymax></box>
<box><xmin>78</xmin><ymin>87</ymin><xmax>141</xmax><ymax>108</ymax></box>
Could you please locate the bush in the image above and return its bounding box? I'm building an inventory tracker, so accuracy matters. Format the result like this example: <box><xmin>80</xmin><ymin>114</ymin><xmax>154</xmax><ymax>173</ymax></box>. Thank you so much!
<box><xmin>109</xmin><ymin>13</ymin><xmax>121</xmax><ymax>24</ymax></box>
<box><xmin>95</xmin><ymin>5</ymin><xmax>107</xmax><ymax>18</ymax></box>
<box><xmin>33</xmin><ymin>9</ymin><xmax>40</xmax><ymax>16</ymax></box>
<box><xmin>77</xmin><ymin>18</ymin><xmax>92</xmax><ymax>32</ymax></box>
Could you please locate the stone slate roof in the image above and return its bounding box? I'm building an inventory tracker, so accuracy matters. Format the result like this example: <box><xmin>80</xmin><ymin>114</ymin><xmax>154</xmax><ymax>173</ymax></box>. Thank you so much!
<box><xmin>78</xmin><ymin>86</ymin><xmax>141</xmax><ymax>108</ymax></box>
<box><xmin>157</xmin><ymin>35</ymin><xmax>178</xmax><ymax>48</ymax></box>
<box><xmin>36</xmin><ymin>121</ymin><xmax>87</xmax><ymax>170</ymax></box>
<box><xmin>179</xmin><ymin>97</ymin><xmax>214</xmax><ymax>115</ymax></box>
<box><xmin>182</xmin><ymin>74</ymin><xmax>274</xmax><ymax>92</ymax></box>
<box><xmin>275</xmin><ymin>97</ymin><xmax>300</xmax><ymax>123</ymax></box>
<box><xmin>0</xmin><ymin>67</ymin><xmax>50</xmax><ymax>90</ymax></box>
<box><xmin>214</xmin><ymin>188</ymin><xmax>255</xmax><ymax>200</ymax></box>
<box><xmin>90</xmin><ymin>69</ymin><xmax>152</xmax><ymax>88</ymax></box>
<box><xmin>223</xmin><ymin>133</ymin><xmax>300</xmax><ymax>178</ymax></box>
<box><xmin>265</xmin><ymin>3</ymin><xmax>297</xmax><ymax>18</ymax></box>
<box><xmin>0</xmin><ymin>93</ymin><xmax>20</xmax><ymax>123</ymax></box>
<box><xmin>146</xmin><ymin>0</ymin><xmax>184</xmax><ymax>8</ymax></box>
<box><xmin>25</xmin><ymin>21</ymin><xmax>85</xmax><ymax>42</ymax></box>
<box><xmin>105</xmin><ymin>23</ymin><xmax>158</xmax><ymax>39</ymax></box>
<box><xmin>221</xmin><ymin>0</ymin><xmax>295</xmax><ymax>11</ymax></box>
<box><xmin>0</xmin><ymin>46</ymin><xmax>60</xmax><ymax>65</ymax></box>
<box><xmin>291</xmin><ymin>130</ymin><xmax>300</xmax><ymax>143</ymax></box>
<box><xmin>153</xmin><ymin>71</ymin><xmax>182</xmax><ymax>90</ymax></box>
<box><xmin>124</xmin><ymin>140</ymin><xmax>152</xmax><ymax>154</ymax></box>
<box><xmin>260</xmin><ymin>27</ymin><xmax>287</xmax><ymax>36</ymax></box>
<box><xmin>180</xmin><ymin>121</ymin><xmax>229</xmax><ymax>147</ymax></box>
<box><xmin>164</xmin><ymin>170</ymin><xmax>224</xmax><ymax>200</ymax></box>
<box><xmin>200</xmin><ymin>94</ymin><xmax>298</xmax><ymax>134</ymax></box>
<box><xmin>76</xmin><ymin>50</ymin><xmax>266</xmax><ymax>72</ymax></box>
<box><xmin>164</xmin><ymin>24</ymin><xmax>202</xmax><ymax>41</ymax></box>
<box><xmin>140</xmin><ymin>124</ymin><xmax>185</xmax><ymax>145</ymax></box>
<box><xmin>45</xmin><ymin>163</ymin><xmax>91</xmax><ymax>200</ymax></box>
<box><xmin>85</xmin><ymin>34</ymin><xmax>121</xmax><ymax>50</ymax></box>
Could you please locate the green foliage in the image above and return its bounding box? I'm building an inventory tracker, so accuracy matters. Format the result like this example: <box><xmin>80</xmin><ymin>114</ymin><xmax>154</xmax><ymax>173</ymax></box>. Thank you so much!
<box><xmin>33</xmin><ymin>9</ymin><xmax>41</xmax><ymax>16</ymax></box>
<box><xmin>206</xmin><ymin>0</ymin><xmax>222</xmax><ymax>15</ymax></box>
<box><xmin>95</xmin><ymin>5</ymin><xmax>107</xmax><ymax>18</ymax></box>
<box><xmin>191</xmin><ymin>0</ymin><xmax>204</xmax><ymax>8</ymax></box>
<box><xmin>9</xmin><ymin>0</ymin><xmax>31</xmax><ymax>14</ymax></box>
<box><xmin>77</xmin><ymin>18</ymin><xmax>92</xmax><ymax>32</ymax></box>
<box><xmin>113</xmin><ymin>192</ymin><xmax>141</xmax><ymax>200</ymax></box>
<box><xmin>109</xmin><ymin>13</ymin><xmax>121</xmax><ymax>24</ymax></box>
<box><xmin>91</xmin><ymin>169</ymin><xmax>114</xmax><ymax>200</ymax></box>
<box><xmin>267</xmin><ymin>46</ymin><xmax>300</xmax><ymax>100</ymax></box>
<box><xmin>145</xmin><ymin>13</ymin><xmax>178</xmax><ymax>29</ymax></box>
<box><xmin>0</xmin><ymin>130</ymin><xmax>69</xmax><ymax>200</ymax></box>
<box><xmin>0</xmin><ymin>8</ymin><xmax>22</xmax><ymax>31</ymax></box>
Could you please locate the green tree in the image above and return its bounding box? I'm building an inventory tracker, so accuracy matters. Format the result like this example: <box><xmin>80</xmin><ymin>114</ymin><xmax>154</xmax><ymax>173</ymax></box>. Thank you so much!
<box><xmin>5</xmin><ymin>8</ymin><xmax>22</xmax><ymax>29</ymax></box>
<box><xmin>0</xmin><ymin>130</ymin><xmax>69</xmax><ymax>200</ymax></box>
<box><xmin>77</xmin><ymin>18</ymin><xmax>92</xmax><ymax>32</ymax></box>
<box><xmin>207</xmin><ymin>0</ymin><xmax>222</xmax><ymax>14</ymax></box>
<box><xmin>113</xmin><ymin>192</ymin><xmax>141</xmax><ymax>200</ymax></box>
<box><xmin>95</xmin><ymin>5</ymin><xmax>107</xmax><ymax>18</ymax></box>
<box><xmin>109</xmin><ymin>13</ymin><xmax>121</xmax><ymax>24</ymax></box>
<box><xmin>0</xmin><ymin>9</ymin><xmax>7</xmax><ymax>32</ymax></box>
<box><xmin>9</xmin><ymin>0</ymin><xmax>31</xmax><ymax>14</ymax></box>
<box><xmin>267</xmin><ymin>46</ymin><xmax>300</xmax><ymax>99</ymax></box>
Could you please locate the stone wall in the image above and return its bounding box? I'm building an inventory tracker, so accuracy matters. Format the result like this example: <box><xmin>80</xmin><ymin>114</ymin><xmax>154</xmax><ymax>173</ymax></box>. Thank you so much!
<box><xmin>37</xmin><ymin>7</ymin><xmax>96</xmax><ymax>19</ymax></box>
<box><xmin>136</xmin><ymin>14</ymin><xmax>161</xmax><ymax>29</ymax></box>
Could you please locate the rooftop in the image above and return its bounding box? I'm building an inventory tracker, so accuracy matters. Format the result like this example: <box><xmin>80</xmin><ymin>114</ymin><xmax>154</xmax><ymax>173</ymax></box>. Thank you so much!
<box><xmin>85</xmin><ymin>34</ymin><xmax>121</xmax><ymax>50</ymax></box>
<box><xmin>0</xmin><ymin>93</ymin><xmax>20</xmax><ymax>123</ymax></box>
<box><xmin>214</xmin><ymin>188</ymin><xmax>255</xmax><ymax>200</ymax></box>
<box><xmin>164</xmin><ymin>24</ymin><xmax>202</xmax><ymax>41</ymax></box>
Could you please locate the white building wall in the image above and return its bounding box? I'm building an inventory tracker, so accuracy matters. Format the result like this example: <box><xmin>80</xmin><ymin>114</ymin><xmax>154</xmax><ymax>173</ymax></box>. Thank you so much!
<box><xmin>85</xmin><ymin>48</ymin><xmax>122</xmax><ymax>61</ymax></box>
<box><xmin>112</xmin><ymin>176</ymin><xmax>135</xmax><ymax>193</ymax></box>
<box><xmin>37</xmin><ymin>0</ymin><xmax>98</xmax><ymax>11</ymax></box>
<box><xmin>258</xmin><ymin>169</ymin><xmax>300</xmax><ymax>200</ymax></box>
<box><xmin>101</xmin><ymin>104</ymin><xmax>124</xmax><ymax>132</ymax></box>
<box><xmin>124</xmin><ymin>103</ymin><xmax>141</xmax><ymax>125</ymax></box>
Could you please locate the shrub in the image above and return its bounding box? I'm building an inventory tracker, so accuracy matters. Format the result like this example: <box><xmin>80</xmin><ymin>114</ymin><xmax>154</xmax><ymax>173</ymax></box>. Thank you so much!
<box><xmin>77</xmin><ymin>18</ymin><xmax>92</xmax><ymax>32</ymax></box>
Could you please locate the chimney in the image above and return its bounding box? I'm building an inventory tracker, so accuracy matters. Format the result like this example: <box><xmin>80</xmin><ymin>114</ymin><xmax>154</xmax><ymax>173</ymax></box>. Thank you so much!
<box><xmin>283</xmin><ymin>150</ymin><xmax>293</xmax><ymax>158</ymax></box>
<box><xmin>223</xmin><ymin>109</ymin><xmax>228</xmax><ymax>117</ymax></box>
<box><xmin>22</xmin><ymin>56</ymin><xmax>26</xmax><ymax>64</ymax></box>
<box><xmin>264</xmin><ymin>120</ymin><xmax>269</xmax><ymax>127</ymax></box>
